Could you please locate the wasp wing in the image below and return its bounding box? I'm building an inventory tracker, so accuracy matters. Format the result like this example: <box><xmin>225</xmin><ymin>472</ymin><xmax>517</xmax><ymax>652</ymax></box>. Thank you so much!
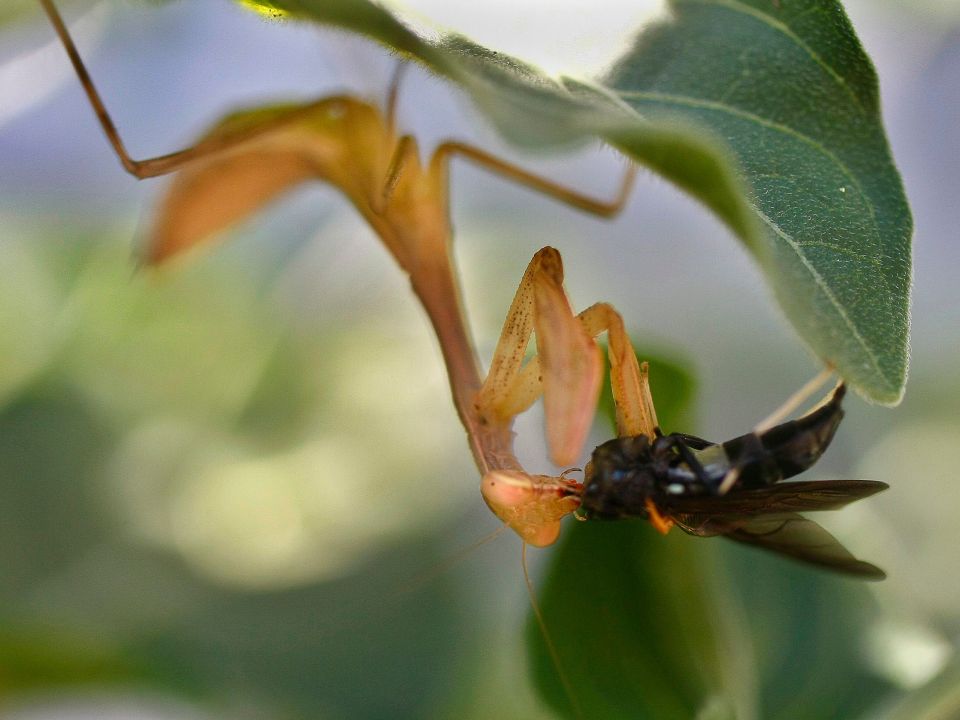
<box><xmin>661</xmin><ymin>479</ymin><xmax>887</xmax><ymax>516</ymax></box>
<box><xmin>730</xmin><ymin>513</ymin><xmax>881</xmax><ymax>579</ymax></box>
<box><xmin>664</xmin><ymin>480</ymin><xmax>887</xmax><ymax>579</ymax></box>
<box><xmin>671</xmin><ymin>511</ymin><xmax>884</xmax><ymax>579</ymax></box>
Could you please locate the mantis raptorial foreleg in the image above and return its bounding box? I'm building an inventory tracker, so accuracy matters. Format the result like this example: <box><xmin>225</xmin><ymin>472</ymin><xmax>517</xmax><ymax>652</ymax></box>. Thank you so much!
<box><xmin>494</xmin><ymin>301</ymin><xmax>659</xmax><ymax>443</ymax></box>
<box><xmin>476</xmin><ymin>250</ymin><xmax>657</xmax><ymax>458</ymax></box>
<box><xmin>475</xmin><ymin>247</ymin><xmax>603</xmax><ymax>468</ymax></box>
<box><xmin>477</xmin><ymin>247</ymin><xmax>659</xmax><ymax>546</ymax></box>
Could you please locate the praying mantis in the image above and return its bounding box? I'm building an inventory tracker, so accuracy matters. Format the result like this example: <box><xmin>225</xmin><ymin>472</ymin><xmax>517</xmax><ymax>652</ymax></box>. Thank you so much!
<box><xmin>26</xmin><ymin>5</ymin><xmax>896</xmax><ymax>718</ymax></box>
<box><xmin>39</xmin><ymin>1</ymin><xmax>887</xmax><ymax>575</ymax></box>
<box><xmin>37</xmin><ymin>0</ymin><xmax>644</xmax><ymax>549</ymax></box>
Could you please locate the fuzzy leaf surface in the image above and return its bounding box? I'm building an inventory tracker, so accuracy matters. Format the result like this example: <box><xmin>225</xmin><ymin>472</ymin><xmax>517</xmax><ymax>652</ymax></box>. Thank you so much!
<box><xmin>233</xmin><ymin>0</ymin><xmax>910</xmax><ymax>403</ymax></box>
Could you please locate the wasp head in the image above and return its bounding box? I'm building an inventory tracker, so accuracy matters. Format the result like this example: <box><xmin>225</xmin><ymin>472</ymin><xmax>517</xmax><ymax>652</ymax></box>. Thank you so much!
<box><xmin>581</xmin><ymin>435</ymin><xmax>659</xmax><ymax>520</ymax></box>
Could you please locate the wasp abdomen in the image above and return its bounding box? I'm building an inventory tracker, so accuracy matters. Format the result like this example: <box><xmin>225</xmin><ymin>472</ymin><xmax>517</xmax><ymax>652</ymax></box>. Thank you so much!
<box><xmin>721</xmin><ymin>384</ymin><xmax>846</xmax><ymax>487</ymax></box>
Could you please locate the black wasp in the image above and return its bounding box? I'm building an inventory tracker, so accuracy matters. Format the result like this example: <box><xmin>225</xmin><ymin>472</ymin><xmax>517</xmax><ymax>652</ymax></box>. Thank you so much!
<box><xmin>579</xmin><ymin>383</ymin><xmax>887</xmax><ymax>579</ymax></box>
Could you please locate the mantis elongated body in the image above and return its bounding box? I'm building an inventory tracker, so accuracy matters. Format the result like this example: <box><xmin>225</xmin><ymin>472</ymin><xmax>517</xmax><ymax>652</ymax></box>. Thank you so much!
<box><xmin>37</xmin><ymin>0</ymin><xmax>638</xmax><ymax>547</ymax></box>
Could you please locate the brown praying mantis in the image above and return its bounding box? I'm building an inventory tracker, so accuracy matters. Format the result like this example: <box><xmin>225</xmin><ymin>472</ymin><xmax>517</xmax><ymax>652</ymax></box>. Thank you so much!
<box><xmin>37</xmin><ymin>0</ymin><xmax>647</xmax><ymax>549</ymax></box>
<box><xmin>41</xmin><ymin>0</ymin><xmax>886</xmax><ymax>579</ymax></box>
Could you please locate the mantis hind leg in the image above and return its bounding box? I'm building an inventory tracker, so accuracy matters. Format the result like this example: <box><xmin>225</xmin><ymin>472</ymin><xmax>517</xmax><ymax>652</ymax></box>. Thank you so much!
<box><xmin>44</xmin><ymin>0</ymin><xmax>640</xmax><ymax>218</ymax></box>
<box><xmin>430</xmin><ymin>141</ymin><xmax>637</xmax><ymax>219</ymax></box>
<box><xmin>39</xmin><ymin>0</ymin><xmax>333</xmax><ymax>178</ymax></box>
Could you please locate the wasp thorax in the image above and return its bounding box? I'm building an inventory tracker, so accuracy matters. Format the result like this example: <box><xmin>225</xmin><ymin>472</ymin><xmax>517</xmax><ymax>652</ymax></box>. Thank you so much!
<box><xmin>581</xmin><ymin>435</ymin><xmax>659</xmax><ymax>520</ymax></box>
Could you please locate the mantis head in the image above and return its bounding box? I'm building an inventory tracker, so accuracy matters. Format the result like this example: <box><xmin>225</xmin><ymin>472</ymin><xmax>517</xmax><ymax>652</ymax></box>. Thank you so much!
<box><xmin>481</xmin><ymin>470</ymin><xmax>582</xmax><ymax>547</ymax></box>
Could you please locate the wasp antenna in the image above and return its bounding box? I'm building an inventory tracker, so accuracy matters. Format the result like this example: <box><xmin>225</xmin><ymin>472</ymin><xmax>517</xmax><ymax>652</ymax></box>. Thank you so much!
<box><xmin>522</xmin><ymin>542</ymin><xmax>583</xmax><ymax>720</ymax></box>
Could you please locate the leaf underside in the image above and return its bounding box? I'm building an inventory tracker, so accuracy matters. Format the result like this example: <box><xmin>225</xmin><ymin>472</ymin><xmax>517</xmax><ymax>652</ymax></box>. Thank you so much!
<box><xmin>239</xmin><ymin>0</ymin><xmax>911</xmax><ymax>405</ymax></box>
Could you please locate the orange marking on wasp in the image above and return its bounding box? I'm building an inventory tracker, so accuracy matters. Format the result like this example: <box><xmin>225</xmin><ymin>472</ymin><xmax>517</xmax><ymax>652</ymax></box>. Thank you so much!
<box><xmin>644</xmin><ymin>498</ymin><xmax>675</xmax><ymax>535</ymax></box>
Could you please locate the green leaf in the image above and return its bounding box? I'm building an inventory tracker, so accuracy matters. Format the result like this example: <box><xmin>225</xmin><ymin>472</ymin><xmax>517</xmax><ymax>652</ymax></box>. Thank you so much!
<box><xmin>604</xmin><ymin>0</ymin><xmax>911</xmax><ymax>405</ymax></box>
<box><xmin>238</xmin><ymin>0</ymin><xmax>910</xmax><ymax>404</ymax></box>
<box><xmin>529</xmin><ymin>523</ymin><xmax>752</xmax><ymax>720</ymax></box>
<box><xmin>717</xmin><ymin>544</ymin><xmax>889</xmax><ymax>720</ymax></box>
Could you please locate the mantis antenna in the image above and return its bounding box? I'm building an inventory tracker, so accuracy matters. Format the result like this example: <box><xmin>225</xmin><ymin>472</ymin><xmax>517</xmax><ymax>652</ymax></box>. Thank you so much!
<box><xmin>522</xmin><ymin>542</ymin><xmax>583</xmax><ymax>720</ymax></box>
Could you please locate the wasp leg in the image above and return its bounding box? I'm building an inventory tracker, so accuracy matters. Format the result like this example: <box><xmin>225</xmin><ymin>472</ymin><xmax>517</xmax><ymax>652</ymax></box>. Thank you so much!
<box><xmin>644</xmin><ymin>498</ymin><xmax>675</xmax><ymax>534</ymax></box>
<box><xmin>668</xmin><ymin>432</ymin><xmax>714</xmax><ymax>450</ymax></box>
<box><xmin>654</xmin><ymin>434</ymin><xmax>716</xmax><ymax>492</ymax></box>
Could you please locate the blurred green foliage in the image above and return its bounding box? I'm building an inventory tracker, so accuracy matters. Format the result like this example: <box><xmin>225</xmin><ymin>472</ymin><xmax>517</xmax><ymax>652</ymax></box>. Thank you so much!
<box><xmin>0</xmin><ymin>231</ymin><xmax>480</xmax><ymax>717</ymax></box>
<box><xmin>0</xmin><ymin>232</ymin><xmax>946</xmax><ymax>718</ymax></box>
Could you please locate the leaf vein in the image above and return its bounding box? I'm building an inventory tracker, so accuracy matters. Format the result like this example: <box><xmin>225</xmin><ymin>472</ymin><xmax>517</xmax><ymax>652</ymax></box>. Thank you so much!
<box><xmin>794</xmin><ymin>240</ymin><xmax>886</xmax><ymax>275</ymax></box>
<box><xmin>752</xmin><ymin>205</ymin><xmax>892</xmax><ymax>390</ymax></box>
<box><xmin>614</xmin><ymin>89</ymin><xmax>881</xmax><ymax>245</ymax></box>
<box><xmin>674</xmin><ymin>0</ymin><xmax>866</xmax><ymax>112</ymax></box>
